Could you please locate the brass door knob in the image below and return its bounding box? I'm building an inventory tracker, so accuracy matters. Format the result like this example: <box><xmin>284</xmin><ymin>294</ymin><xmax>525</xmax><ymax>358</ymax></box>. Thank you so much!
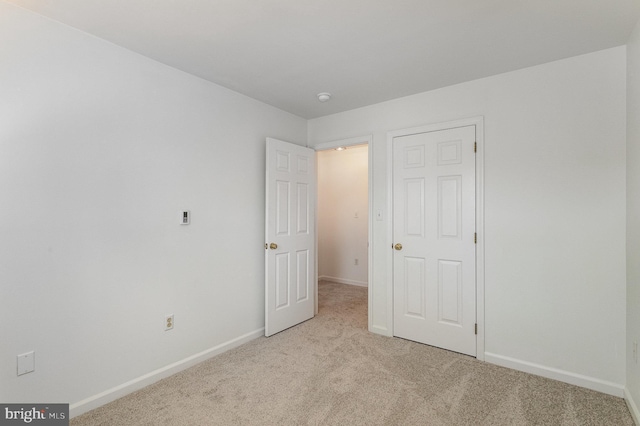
<box><xmin>269</xmin><ymin>243</ymin><xmax>278</xmax><ymax>250</ymax></box>
<box><xmin>394</xmin><ymin>243</ymin><xmax>403</xmax><ymax>251</ymax></box>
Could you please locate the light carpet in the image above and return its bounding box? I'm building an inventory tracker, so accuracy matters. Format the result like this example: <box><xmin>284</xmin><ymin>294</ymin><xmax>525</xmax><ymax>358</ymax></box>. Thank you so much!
<box><xmin>71</xmin><ymin>281</ymin><xmax>633</xmax><ymax>425</ymax></box>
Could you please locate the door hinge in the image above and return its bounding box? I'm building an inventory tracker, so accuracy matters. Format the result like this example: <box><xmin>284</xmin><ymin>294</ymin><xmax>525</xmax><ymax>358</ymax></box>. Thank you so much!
<box><xmin>475</xmin><ymin>323</ymin><xmax>478</xmax><ymax>335</ymax></box>
<box><xmin>474</xmin><ymin>233</ymin><xmax>477</xmax><ymax>244</ymax></box>
<box><xmin>474</xmin><ymin>142</ymin><xmax>477</xmax><ymax>153</ymax></box>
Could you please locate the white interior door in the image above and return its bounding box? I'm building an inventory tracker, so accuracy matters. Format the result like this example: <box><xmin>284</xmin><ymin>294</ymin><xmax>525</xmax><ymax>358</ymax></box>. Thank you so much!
<box><xmin>392</xmin><ymin>125</ymin><xmax>476</xmax><ymax>356</ymax></box>
<box><xmin>265</xmin><ymin>138</ymin><xmax>316</xmax><ymax>336</ymax></box>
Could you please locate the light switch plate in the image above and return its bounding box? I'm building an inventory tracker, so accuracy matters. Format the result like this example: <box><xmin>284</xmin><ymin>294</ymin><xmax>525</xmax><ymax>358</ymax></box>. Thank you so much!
<box><xmin>17</xmin><ymin>351</ymin><xmax>35</xmax><ymax>376</ymax></box>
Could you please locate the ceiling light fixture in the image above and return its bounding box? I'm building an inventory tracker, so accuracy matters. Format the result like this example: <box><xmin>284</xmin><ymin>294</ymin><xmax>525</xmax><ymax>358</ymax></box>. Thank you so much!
<box><xmin>335</xmin><ymin>146</ymin><xmax>346</xmax><ymax>151</ymax></box>
<box><xmin>317</xmin><ymin>92</ymin><xmax>332</xmax><ymax>102</ymax></box>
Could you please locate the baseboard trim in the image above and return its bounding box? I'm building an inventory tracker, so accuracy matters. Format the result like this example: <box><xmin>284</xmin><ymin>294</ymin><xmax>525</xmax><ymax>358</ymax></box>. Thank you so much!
<box><xmin>319</xmin><ymin>275</ymin><xmax>368</xmax><ymax>287</ymax></box>
<box><xmin>370</xmin><ymin>324</ymin><xmax>392</xmax><ymax>337</ymax></box>
<box><xmin>625</xmin><ymin>387</ymin><xmax>640</xmax><ymax>425</ymax></box>
<box><xmin>484</xmin><ymin>352</ymin><xmax>624</xmax><ymax>397</ymax></box>
<box><xmin>70</xmin><ymin>328</ymin><xmax>264</xmax><ymax>418</ymax></box>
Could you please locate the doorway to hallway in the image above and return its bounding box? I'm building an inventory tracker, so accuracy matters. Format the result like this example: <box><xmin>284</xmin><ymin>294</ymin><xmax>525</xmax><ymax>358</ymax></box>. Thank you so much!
<box><xmin>316</xmin><ymin>143</ymin><xmax>370</xmax><ymax>321</ymax></box>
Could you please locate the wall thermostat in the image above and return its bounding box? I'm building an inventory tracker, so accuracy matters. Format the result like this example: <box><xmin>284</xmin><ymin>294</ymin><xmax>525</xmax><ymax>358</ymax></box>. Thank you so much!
<box><xmin>180</xmin><ymin>210</ymin><xmax>190</xmax><ymax>225</ymax></box>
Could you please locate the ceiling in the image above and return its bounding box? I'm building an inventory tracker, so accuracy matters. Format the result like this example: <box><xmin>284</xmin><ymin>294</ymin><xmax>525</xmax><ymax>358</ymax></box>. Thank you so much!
<box><xmin>7</xmin><ymin>0</ymin><xmax>640</xmax><ymax>119</ymax></box>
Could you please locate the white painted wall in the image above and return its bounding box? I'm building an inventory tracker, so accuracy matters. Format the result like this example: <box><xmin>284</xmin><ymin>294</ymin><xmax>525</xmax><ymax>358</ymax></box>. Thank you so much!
<box><xmin>317</xmin><ymin>145</ymin><xmax>369</xmax><ymax>287</ymax></box>
<box><xmin>626</xmin><ymin>18</ymin><xmax>640</xmax><ymax>421</ymax></box>
<box><xmin>1</xmin><ymin>0</ymin><xmax>631</xmax><ymax>413</ymax></box>
<box><xmin>308</xmin><ymin>47</ymin><xmax>627</xmax><ymax>394</ymax></box>
<box><xmin>0</xmin><ymin>2</ymin><xmax>306</xmax><ymax>414</ymax></box>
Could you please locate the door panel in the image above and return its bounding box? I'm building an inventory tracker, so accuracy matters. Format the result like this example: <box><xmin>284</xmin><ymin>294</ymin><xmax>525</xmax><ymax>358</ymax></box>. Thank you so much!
<box><xmin>393</xmin><ymin>125</ymin><xmax>476</xmax><ymax>356</ymax></box>
<box><xmin>276</xmin><ymin>181</ymin><xmax>290</xmax><ymax>235</ymax></box>
<box><xmin>275</xmin><ymin>252</ymin><xmax>290</xmax><ymax>310</ymax></box>
<box><xmin>438</xmin><ymin>259</ymin><xmax>462</xmax><ymax>324</ymax></box>
<box><xmin>404</xmin><ymin>256</ymin><xmax>426</xmax><ymax>318</ymax></box>
<box><xmin>296</xmin><ymin>183</ymin><xmax>309</xmax><ymax>234</ymax></box>
<box><xmin>405</xmin><ymin>178</ymin><xmax>425</xmax><ymax>237</ymax></box>
<box><xmin>438</xmin><ymin>176</ymin><xmax>462</xmax><ymax>239</ymax></box>
<box><xmin>296</xmin><ymin>249</ymin><xmax>309</xmax><ymax>302</ymax></box>
<box><xmin>265</xmin><ymin>138</ymin><xmax>315</xmax><ymax>336</ymax></box>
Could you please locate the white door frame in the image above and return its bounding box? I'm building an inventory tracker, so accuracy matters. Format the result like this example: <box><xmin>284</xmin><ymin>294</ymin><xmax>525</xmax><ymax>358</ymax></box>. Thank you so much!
<box><xmin>387</xmin><ymin>117</ymin><xmax>485</xmax><ymax>360</ymax></box>
<box><xmin>312</xmin><ymin>135</ymin><xmax>374</xmax><ymax>329</ymax></box>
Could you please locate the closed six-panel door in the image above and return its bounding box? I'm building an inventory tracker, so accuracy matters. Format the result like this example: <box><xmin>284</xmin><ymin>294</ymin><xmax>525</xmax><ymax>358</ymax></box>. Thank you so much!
<box><xmin>393</xmin><ymin>126</ymin><xmax>476</xmax><ymax>356</ymax></box>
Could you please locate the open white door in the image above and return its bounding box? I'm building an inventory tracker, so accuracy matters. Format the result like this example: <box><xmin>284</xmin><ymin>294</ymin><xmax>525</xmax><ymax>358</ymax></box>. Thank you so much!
<box><xmin>265</xmin><ymin>138</ymin><xmax>316</xmax><ymax>336</ymax></box>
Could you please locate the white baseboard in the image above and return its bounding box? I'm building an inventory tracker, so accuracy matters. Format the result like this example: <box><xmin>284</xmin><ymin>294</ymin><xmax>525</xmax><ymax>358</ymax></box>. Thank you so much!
<box><xmin>70</xmin><ymin>328</ymin><xmax>264</xmax><ymax>418</ymax></box>
<box><xmin>625</xmin><ymin>387</ymin><xmax>640</xmax><ymax>425</ymax></box>
<box><xmin>319</xmin><ymin>275</ymin><xmax>368</xmax><ymax>287</ymax></box>
<box><xmin>370</xmin><ymin>324</ymin><xmax>392</xmax><ymax>337</ymax></box>
<box><xmin>484</xmin><ymin>352</ymin><xmax>624</xmax><ymax>397</ymax></box>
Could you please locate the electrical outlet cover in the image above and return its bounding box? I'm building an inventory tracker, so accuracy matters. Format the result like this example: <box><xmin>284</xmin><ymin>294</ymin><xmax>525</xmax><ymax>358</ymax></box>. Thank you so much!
<box><xmin>165</xmin><ymin>314</ymin><xmax>174</xmax><ymax>331</ymax></box>
<box><xmin>17</xmin><ymin>351</ymin><xmax>35</xmax><ymax>376</ymax></box>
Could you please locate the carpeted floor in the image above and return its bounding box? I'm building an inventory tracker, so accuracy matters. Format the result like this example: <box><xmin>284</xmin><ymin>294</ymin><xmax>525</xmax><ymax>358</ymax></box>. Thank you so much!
<box><xmin>71</xmin><ymin>281</ymin><xmax>634</xmax><ymax>425</ymax></box>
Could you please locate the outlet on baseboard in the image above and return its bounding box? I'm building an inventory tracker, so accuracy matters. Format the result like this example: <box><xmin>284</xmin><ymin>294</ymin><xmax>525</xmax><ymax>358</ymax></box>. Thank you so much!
<box><xmin>165</xmin><ymin>314</ymin><xmax>174</xmax><ymax>331</ymax></box>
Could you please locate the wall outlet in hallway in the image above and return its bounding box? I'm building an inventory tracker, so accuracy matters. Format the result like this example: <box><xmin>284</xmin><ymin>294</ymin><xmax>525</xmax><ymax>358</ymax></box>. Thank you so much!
<box><xmin>354</xmin><ymin>258</ymin><xmax>358</xmax><ymax>266</ymax></box>
<box><xmin>165</xmin><ymin>314</ymin><xmax>174</xmax><ymax>331</ymax></box>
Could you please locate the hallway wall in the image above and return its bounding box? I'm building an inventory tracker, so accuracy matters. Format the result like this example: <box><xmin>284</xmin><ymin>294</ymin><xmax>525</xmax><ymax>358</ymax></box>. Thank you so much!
<box><xmin>317</xmin><ymin>145</ymin><xmax>369</xmax><ymax>286</ymax></box>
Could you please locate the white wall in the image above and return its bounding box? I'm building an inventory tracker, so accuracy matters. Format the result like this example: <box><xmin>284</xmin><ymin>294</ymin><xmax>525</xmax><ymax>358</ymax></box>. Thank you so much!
<box><xmin>1</xmin><ymin>0</ymin><xmax>631</xmax><ymax>412</ymax></box>
<box><xmin>308</xmin><ymin>47</ymin><xmax>627</xmax><ymax>395</ymax></box>
<box><xmin>317</xmin><ymin>145</ymin><xmax>369</xmax><ymax>287</ymax></box>
<box><xmin>0</xmin><ymin>2</ymin><xmax>307</xmax><ymax>414</ymax></box>
<box><xmin>626</xmin><ymin>18</ymin><xmax>640</xmax><ymax>421</ymax></box>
